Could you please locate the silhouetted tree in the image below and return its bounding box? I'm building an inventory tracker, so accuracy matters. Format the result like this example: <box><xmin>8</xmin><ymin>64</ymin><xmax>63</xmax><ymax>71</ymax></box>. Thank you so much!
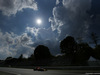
<box><xmin>18</xmin><ymin>54</ymin><xmax>23</xmax><ymax>61</ymax></box>
<box><xmin>34</xmin><ymin>45</ymin><xmax>51</xmax><ymax>60</ymax></box>
<box><xmin>90</xmin><ymin>32</ymin><xmax>99</xmax><ymax>47</ymax></box>
<box><xmin>5</xmin><ymin>57</ymin><xmax>13</xmax><ymax>65</ymax></box>
<box><xmin>73</xmin><ymin>43</ymin><xmax>92</xmax><ymax>65</ymax></box>
<box><xmin>5</xmin><ymin>57</ymin><xmax>12</xmax><ymax>60</ymax></box>
<box><xmin>91</xmin><ymin>45</ymin><xmax>100</xmax><ymax>60</ymax></box>
<box><xmin>60</xmin><ymin>36</ymin><xmax>77</xmax><ymax>65</ymax></box>
<box><xmin>28</xmin><ymin>54</ymin><xmax>35</xmax><ymax>61</ymax></box>
<box><xmin>60</xmin><ymin>36</ymin><xmax>77</xmax><ymax>54</ymax></box>
<box><xmin>76</xmin><ymin>36</ymin><xmax>83</xmax><ymax>44</ymax></box>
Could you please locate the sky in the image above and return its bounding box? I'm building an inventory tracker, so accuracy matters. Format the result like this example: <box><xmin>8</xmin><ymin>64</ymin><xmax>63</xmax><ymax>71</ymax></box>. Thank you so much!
<box><xmin>0</xmin><ymin>0</ymin><xmax>100</xmax><ymax>59</ymax></box>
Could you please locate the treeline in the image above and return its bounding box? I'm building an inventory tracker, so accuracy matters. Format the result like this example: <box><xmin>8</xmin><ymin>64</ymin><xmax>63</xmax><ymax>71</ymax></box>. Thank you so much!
<box><xmin>0</xmin><ymin>32</ymin><xmax>100</xmax><ymax>66</ymax></box>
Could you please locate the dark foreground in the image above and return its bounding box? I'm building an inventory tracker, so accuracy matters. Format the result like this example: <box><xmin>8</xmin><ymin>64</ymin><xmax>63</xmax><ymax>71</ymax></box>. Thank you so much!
<box><xmin>0</xmin><ymin>71</ymin><xmax>15</xmax><ymax>75</ymax></box>
<box><xmin>0</xmin><ymin>67</ymin><xmax>100</xmax><ymax>75</ymax></box>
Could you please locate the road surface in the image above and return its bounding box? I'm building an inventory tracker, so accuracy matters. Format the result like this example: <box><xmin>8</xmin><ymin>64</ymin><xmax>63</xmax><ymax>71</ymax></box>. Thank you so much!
<box><xmin>0</xmin><ymin>67</ymin><xmax>100</xmax><ymax>75</ymax></box>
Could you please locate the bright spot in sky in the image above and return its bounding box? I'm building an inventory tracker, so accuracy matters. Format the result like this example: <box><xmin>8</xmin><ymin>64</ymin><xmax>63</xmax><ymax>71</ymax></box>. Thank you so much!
<box><xmin>36</xmin><ymin>19</ymin><xmax>42</xmax><ymax>25</ymax></box>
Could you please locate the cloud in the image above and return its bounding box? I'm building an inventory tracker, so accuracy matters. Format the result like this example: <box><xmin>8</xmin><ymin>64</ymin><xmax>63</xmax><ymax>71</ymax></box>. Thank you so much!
<box><xmin>0</xmin><ymin>0</ymin><xmax>37</xmax><ymax>16</ymax></box>
<box><xmin>26</xmin><ymin>26</ymin><xmax>58</xmax><ymax>41</ymax></box>
<box><xmin>26</xmin><ymin>27</ymin><xmax>39</xmax><ymax>37</ymax></box>
<box><xmin>25</xmin><ymin>27</ymin><xmax>60</xmax><ymax>55</ymax></box>
<box><xmin>50</xmin><ymin>0</ymin><xmax>91</xmax><ymax>40</ymax></box>
<box><xmin>0</xmin><ymin>30</ymin><xmax>34</xmax><ymax>59</ymax></box>
<box><xmin>36</xmin><ymin>28</ymin><xmax>60</xmax><ymax>55</ymax></box>
<box><xmin>56</xmin><ymin>0</ymin><xmax>60</xmax><ymax>5</ymax></box>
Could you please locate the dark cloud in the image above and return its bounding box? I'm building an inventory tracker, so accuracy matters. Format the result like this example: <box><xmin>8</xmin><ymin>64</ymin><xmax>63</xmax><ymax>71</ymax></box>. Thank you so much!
<box><xmin>87</xmin><ymin>0</ymin><xmax>100</xmax><ymax>36</ymax></box>
<box><xmin>89</xmin><ymin>15</ymin><xmax>100</xmax><ymax>37</ymax></box>
<box><xmin>0</xmin><ymin>0</ymin><xmax>37</xmax><ymax>16</ymax></box>
<box><xmin>90</xmin><ymin>0</ymin><xmax>100</xmax><ymax>15</ymax></box>
<box><xmin>50</xmin><ymin>0</ymin><xmax>91</xmax><ymax>40</ymax></box>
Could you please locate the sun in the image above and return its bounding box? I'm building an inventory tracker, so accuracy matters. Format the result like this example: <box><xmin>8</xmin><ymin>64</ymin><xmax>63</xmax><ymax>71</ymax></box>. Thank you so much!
<box><xmin>36</xmin><ymin>19</ymin><xmax>42</xmax><ymax>25</ymax></box>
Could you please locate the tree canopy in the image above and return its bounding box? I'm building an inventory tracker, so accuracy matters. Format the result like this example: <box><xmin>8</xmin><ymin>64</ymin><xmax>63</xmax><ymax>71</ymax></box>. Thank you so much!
<box><xmin>60</xmin><ymin>36</ymin><xmax>77</xmax><ymax>54</ymax></box>
<box><xmin>91</xmin><ymin>45</ymin><xmax>100</xmax><ymax>60</ymax></box>
<box><xmin>34</xmin><ymin>45</ymin><xmax>51</xmax><ymax>60</ymax></box>
<box><xmin>73</xmin><ymin>43</ymin><xmax>92</xmax><ymax>64</ymax></box>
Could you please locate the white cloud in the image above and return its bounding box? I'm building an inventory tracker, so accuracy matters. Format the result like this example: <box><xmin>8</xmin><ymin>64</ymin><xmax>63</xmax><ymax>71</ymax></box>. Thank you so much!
<box><xmin>26</xmin><ymin>26</ymin><xmax>58</xmax><ymax>42</ymax></box>
<box><xmin>56</xmin><ymin>0</ymin><xmax>60</xmax><ymax>5</ymax></box>
<box><xmin>26</xmin><ymin>27</ymin><xmax>39</xmax><ymax>37</ymax></box>
<box><xmin>0</xmin><ymin>0</ymin><xmax>38</xmax><ymax>16</ymax></box>
<box><xmin>0</xmin><ymin>30</ymin><xmax>34</xmax><ymax>59</ymax></box>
